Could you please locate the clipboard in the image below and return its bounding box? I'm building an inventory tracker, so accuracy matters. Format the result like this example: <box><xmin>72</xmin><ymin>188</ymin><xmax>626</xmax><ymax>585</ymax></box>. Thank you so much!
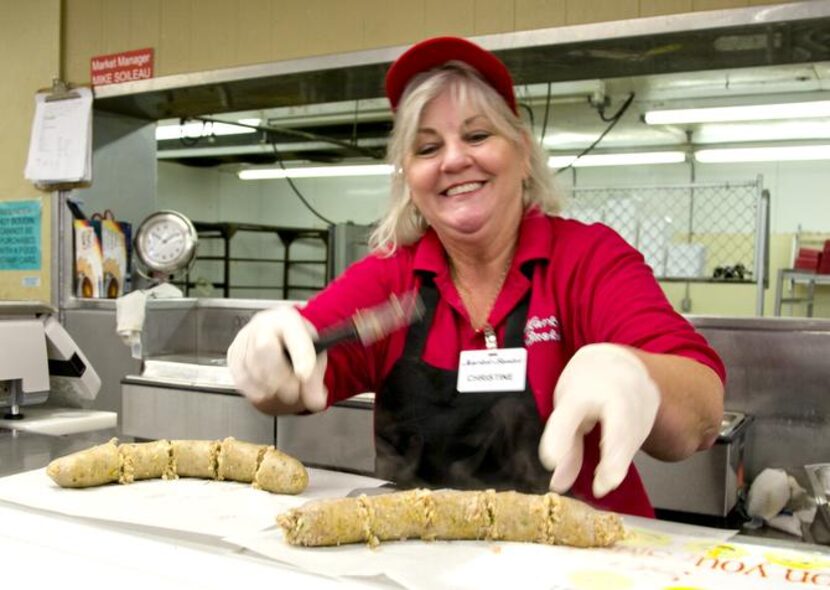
<box><xmin>24</xmin><ymin>78</ymin><xmax>94</xmax><ymax>190</ymax></box>
<box><xmin>44</xmin><ymin>79</ymin><xmax>82</xmax><ymax>102</ymax></box>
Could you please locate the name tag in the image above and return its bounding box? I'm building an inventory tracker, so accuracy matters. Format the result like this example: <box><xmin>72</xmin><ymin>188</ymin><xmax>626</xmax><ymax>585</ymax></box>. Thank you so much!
<box><xmin>457</xmin><ymin>348</ymin><xmax>527</xmax><ymax>393</ymax></box>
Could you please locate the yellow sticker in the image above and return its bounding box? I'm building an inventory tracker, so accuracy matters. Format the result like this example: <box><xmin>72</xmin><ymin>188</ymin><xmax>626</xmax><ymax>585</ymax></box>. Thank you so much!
<box><xmin>568</xmin><ymin>570</ymin><xmax>634</xmax><ymax>590</ymax></box>
<box><xmin>684</xmin><ymin>540</ymin><xmax>721</xmax><ymax>554</ymax></box>
<box><xmin>622</xmin><ymin>528</ymin><xmax>672</xmax><ymax>547</ymax></box>
<box><xmin>764</xmin><ymin>550</ymin><xmax>830</xmax><ymax>570</ymax></box>
<box><xmin>702</xmin><ymin>543</ymin><xmax>749</xmax><ymax>560</ymax></box>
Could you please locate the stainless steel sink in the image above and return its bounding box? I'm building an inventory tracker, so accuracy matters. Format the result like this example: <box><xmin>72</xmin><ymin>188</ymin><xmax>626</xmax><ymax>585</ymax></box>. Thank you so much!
<box><xmin>635</xmin><ymin>409</ymin><xmax>751</xmax><ymax>517</ymax></box>
<box><xmin>720</xmin><ymin>411</ymin><xmax>749</xmax><ymax>441</ymax></box>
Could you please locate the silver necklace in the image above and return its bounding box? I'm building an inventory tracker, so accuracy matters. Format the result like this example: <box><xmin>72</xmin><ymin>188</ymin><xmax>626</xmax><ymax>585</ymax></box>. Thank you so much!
<box><xmin>451</xmin><ymin>252</ymin><xmax>514</xmax><ymax>350</ymax></box>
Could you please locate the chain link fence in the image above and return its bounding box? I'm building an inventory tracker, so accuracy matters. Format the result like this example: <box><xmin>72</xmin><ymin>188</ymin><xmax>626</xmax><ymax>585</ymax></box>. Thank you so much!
<box><xmin>564</xmin><ymin>180</ymin><xmax>764</xmax><ymax>282</ymax></box>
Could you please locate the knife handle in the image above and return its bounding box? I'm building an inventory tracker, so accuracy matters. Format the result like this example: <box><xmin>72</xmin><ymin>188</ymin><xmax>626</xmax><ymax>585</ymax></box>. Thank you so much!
<box><xmin>283</xmin><ymin>319</ymin><xmax>357</xmax><ymax>367</ymax></box>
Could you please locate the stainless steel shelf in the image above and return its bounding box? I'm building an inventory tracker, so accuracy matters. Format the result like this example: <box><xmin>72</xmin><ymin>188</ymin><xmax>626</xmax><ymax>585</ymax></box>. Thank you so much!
<box><xmin>774</xmin><ymin>268</ymin><xmax>830</xmax><ymax>317</ymax></box>
<box><xmin>185</xmin><ymin>222</ymin><xmax>329</xmax><ymax>299</ymax></box>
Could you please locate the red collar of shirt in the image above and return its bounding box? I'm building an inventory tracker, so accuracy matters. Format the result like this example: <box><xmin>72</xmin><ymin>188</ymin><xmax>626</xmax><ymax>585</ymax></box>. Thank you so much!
<box><xmin>412</xmin><ymin>207</ymin><xmax>552</xmax><ymax>276</ymax></box>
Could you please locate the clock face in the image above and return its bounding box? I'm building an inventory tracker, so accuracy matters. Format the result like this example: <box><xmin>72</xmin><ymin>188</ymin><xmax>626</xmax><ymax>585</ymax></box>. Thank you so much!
<box><xmin>136</xmin><ymin>211</ymin><xmax>197</xmax><ymax>274</ymax></box>
<box><xmin>146</xmin><ymin>220</ymin><xmax>187</xmax><ymax>263</ymax></box>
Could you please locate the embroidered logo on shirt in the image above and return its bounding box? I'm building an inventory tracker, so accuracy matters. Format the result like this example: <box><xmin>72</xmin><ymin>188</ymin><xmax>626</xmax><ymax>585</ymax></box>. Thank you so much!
<box><xmin>524</xmin><ymin>315</ymin><xmax>561</xmax><ymax>346</ymax></box>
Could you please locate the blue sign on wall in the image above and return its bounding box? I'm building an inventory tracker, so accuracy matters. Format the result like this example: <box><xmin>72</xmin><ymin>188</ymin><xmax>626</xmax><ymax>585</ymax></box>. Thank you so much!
<box><xmin>0</xmin><ymin>199</ymin><xmax>42</xmax><ymax>271</ymax></box>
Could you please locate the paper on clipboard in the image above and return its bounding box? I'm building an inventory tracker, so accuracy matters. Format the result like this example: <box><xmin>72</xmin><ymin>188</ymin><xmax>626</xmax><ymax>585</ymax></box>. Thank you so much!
<box><xmin>24</xmin><ymin>87</ymin><xmax>93</xmax><ymax>185</ymax></box>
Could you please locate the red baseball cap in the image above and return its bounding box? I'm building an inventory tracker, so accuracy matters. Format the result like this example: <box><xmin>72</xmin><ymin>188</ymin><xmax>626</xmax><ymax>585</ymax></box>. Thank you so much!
<box><xmin>385</xmin><ymin>36</ymin><xmax>518</xmax><ymax>115</ymax></box>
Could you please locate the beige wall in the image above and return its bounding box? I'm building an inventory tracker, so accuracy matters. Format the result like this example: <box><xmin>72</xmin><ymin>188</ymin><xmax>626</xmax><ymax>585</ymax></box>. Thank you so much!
<box><xmin>0</xmin><ymin>0</ymin><xmax>804</xmax><ymax>304</ymax></box>
<box><xmin>62</xmin><ymin>0</ymin><xmax>799</xmax><ymax>82</ymax></box>
<box><xmin>0</xmin><ymin>0</ymin><xmax>60</xmax><ymax>302</ymax></box>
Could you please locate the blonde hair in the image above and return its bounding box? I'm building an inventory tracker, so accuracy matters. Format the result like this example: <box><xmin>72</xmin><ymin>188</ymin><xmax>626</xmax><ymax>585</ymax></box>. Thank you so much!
<box><xmin>369</xmin><ymin>62</ymin><xmax>562</xmax><ymax>255</ymax></box>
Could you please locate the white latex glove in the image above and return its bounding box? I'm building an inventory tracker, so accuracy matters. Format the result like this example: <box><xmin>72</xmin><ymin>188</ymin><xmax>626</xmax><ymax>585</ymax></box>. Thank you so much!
<box><xmin>226</xmin><ymin>306</ymin><xmax>328</xmax><ymax>412</ymax></box>
<box><xmin>539</xmin><ymin>343</ymin><xmax>660</xmax><ymax>499</ymax></box>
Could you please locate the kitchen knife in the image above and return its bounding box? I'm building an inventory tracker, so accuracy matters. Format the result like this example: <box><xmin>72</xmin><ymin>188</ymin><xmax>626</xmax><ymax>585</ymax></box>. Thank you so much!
<box><xmin>287</xmin><ymin>290</ymin><xmax>424</xmax><ymax>365</ymax></box>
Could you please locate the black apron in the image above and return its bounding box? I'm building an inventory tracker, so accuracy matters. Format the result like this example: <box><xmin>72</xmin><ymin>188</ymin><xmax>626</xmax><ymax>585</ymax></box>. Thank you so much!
<box><xmin>374</xmin><ymin>274</ymin><xmax>550</xmax><ymax>493</ymax></box>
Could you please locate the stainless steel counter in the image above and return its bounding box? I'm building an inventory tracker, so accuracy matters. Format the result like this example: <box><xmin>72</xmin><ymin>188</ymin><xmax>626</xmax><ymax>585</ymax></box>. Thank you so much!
<box><xmin>0</xmin><ymin>427</ymin><xmax>124</xmax><ymax>478</ymax></box>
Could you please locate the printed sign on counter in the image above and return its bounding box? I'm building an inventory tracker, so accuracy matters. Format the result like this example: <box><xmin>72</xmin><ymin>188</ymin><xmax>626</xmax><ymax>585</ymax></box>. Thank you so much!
<box><xmin>0</xmin><ymin>199</ymin><xmax>41</xmax><ymax>271</ymax></box>
<box><xmin>90</xmin><ymin>48</ymin><xmax>154</xmax><ymax>86</ymax></box>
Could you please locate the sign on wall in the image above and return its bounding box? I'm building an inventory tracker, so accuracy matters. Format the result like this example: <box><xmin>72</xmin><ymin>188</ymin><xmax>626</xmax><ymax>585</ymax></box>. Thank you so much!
<box><xmin>90</xmin><ymin>48</ymin><xmax>154</xmax><ymax>86</ymax></box>
<box><xmin>0</xmin><ymin>199</ymin><xmax>42</xmax><ymax>271</ymax></box>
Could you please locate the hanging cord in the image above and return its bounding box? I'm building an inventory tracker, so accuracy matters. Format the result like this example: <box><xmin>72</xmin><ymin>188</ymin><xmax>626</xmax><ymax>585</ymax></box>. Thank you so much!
<box><xmin>554</xmin><ymin>92</ymin><xmax>635</xmax><ymax>176</ymax></box>
<box><xmin>538</xmin><ymin>82</ymin><xmax>553</xmax><ymax>147</ymax></box>
<box><xmin>270</xmin><ymin>142</ymin><xmax>335</xmax><ymax>226</ymax></box>
<box><xmin>195</xmin><ymin>116</ymin><xmax>383</xmax><ymax>159</ymax></box>
<box><xmin>351</xmin><ymin>99</ymin><xmax>360</xmax><ymax>146</ymax></box>
<box><xmin>518</xmin><ymin>102</ymin><xmax>535</xmax><ymax>131</ymax></box>
<box><xmin>515</xmin><ymin>85</ymin><xmax>536</xmax><ymax>130</ymax></box>
<box><xmin>172</xmin><ymin>116</ymin><xmax>338</xmax><ymax>226</ymax></box>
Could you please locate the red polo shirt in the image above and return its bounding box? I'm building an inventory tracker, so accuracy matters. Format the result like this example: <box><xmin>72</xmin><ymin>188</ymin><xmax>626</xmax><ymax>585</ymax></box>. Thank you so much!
<box><xmin>300</xmin><ymin>208</ymin><xmax>726</xmax><ymax>517</ymax></box>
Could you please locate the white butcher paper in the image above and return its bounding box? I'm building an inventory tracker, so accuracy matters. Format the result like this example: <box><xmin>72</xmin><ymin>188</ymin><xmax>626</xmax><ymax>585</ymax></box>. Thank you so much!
<box><xmin>0</xmin><ymin>466</ymin><xmax>386</xmax><ymax>538</ymax></box>
<box><xmin>3</xmin><ymin>464</ymin><xmax>828</xmax><ymax>590</ymax></box>
<box><xmin>225</xmin><ymin>515</ymin><xmax>830</xmax><ymax>590</ymax></box>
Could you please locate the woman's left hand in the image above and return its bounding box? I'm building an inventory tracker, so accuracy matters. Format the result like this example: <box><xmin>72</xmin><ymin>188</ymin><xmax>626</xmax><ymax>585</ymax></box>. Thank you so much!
<box><xmin>538</xmin><ymin>343</ymin><xmax>661</xmax><ymax>498</ymax></box>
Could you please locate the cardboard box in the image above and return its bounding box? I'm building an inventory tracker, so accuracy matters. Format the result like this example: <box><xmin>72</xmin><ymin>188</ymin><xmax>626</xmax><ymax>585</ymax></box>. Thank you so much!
<box><xmin>794</xmin><ymin>247</ymin><xmax>821</xmax><ymax>272</ymax></box>
<box><xmin>639</xmin><ymin>215</ymin><xmax>672</xmax><ymax>277</ymax></box>
<box><xmin>93</xmin><ymin>217</ymin><xmax>130</xmax><ymax>297</ymax></box>
<box><xmin>73</xmin><ymin>219</ymin><xmax>103</xmax><ymax>298</ymax></box>
<box><xmin>666</xmin><ymin>243</ymin><xmax>707</xmax><ymax>278</ymax></box>
<box><xmin>818</xmin><ymin>241</ymin><xmax>830</xmax><ymax>275</ymax></box>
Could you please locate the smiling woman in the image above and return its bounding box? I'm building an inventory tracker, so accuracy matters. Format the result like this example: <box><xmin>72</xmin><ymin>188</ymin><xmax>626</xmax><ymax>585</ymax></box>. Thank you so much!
<box><xmin>406</xmin><ymin>93</ymin><xmax>527</xmax><ymax>254</ymax></box>
<box><xmin>226</xmin><ymin>35</ymin><xmax>726</xmax><ymax>520</ymax></box>
<box><xmin>374</xmin><ymin>51</ymin><xmax>559</xmax><ymax>255</ymax></box>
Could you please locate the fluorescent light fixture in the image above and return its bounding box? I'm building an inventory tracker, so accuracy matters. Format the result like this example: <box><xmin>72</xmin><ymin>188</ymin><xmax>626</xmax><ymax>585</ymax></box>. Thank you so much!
<box><xmin>694</xmin><ymin>121</ymin><xmax>830</xmax><ymax>144</ymax></box>
<box><xmin>238</xmin><ymin>164</ymin><xmax>393</xmax><ymax>180</ymax></box>
<box><xmin>644</xmin><ymin>100</ymin><xmax>830</xmax><ymax>125</ymax></box>
<box><xmin>548</xmin><ymin>151</ymin><xmax>686</xmax><ymax>168</ymax></box>
<box><xmin>155</xmin><ymin>121</ymin><xmax>257</xmax><ymax>141</ymax></box>
<box><xmin>158</xmin><ymin>137</ymin><xmax>389</xmax><ymax>160</ymax></box>
<box><xmin>694</xmin><ymin>144</ymin><xmax>830</xmax><ymax>163</ymax></box>
<box><xmin>543</xmin><ymin>132</ymin><xmax>626</xmax><ymax>149</ymax></box>
<box><xmin>237</xmin><ymin>118</ymin><xmax>261</xmax><ymax>126</ymax></box>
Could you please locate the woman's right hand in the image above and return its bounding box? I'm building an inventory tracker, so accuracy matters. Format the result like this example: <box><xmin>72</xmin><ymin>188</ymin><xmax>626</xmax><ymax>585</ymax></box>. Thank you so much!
<box><xmin>226</xmin><ymin>306</ymin><xmax>328</xmax><ymax>412</ymax></box>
